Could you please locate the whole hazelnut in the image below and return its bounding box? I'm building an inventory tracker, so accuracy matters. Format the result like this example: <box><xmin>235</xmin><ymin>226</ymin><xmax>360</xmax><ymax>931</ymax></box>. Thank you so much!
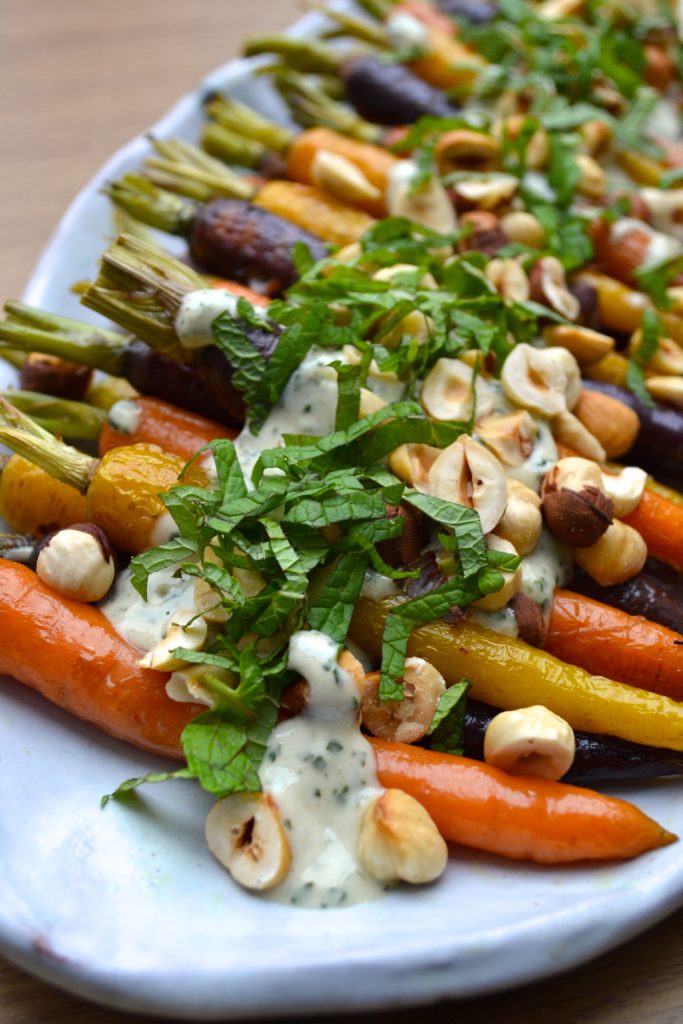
<box><xmin>35</xmin><ymin>523</ymin><xmax>116</xmax><ymax>603</ymax></box>
<box><xmin>541</xmin><ymin>458</ymin><xmax>614</xmax><ymax>547</ymax></box>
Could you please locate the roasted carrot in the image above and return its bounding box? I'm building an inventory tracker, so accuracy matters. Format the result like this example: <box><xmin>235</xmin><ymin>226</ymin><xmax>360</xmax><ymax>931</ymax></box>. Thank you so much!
<box><xmin>0</xmin><ymin>562</ymin><xmax>199</xmax><ymax>759</ymax></box>
<box><xmin>546</xmin><ymin>590</ymin><xmax>683</xmax><ymax>701</ymax></box>
<box><xmin>0</xmin><ymin>454</ymin><xmax>88</xmax><ymax>536</ymax></box>
<box><xmin>254</xmin><ymin>180</ymin><xmax>375</xmax><ymax>247</ymax></box>
<box><xmin>623</xmin><ymin>488</ymin><xmax>683</xmax><ymax>573</ymax></box>
<box><xmin>350</xmin><ymin>597</ymin><xmax>683</xmax><ymax>750</ymax></box>
<box><xmin>0</xmin><ymin>398</ymin><xmax>207</xmax><ymax>553</ymax></box>
<box><xmin>207</xmin><ymin>277</ymin><xmax>271</xmax><ymax>307</ymax></box>
<box><xmin>98</xmin><ymin>396</ymin><xmax>237</xmax><ymax>461</ymax></box>
<box><xmin>371</xmin><ymin>739</ymin><xmax>677</xmax><ymax>863</ymax></box>
<box><xmin>286</xmin><ymin>127</ymin><xmax>397</xmax><ymax>217</ymax></box>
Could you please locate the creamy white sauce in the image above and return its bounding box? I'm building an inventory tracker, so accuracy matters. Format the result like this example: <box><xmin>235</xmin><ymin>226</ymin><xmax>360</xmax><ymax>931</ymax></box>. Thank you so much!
<box><xmin>107</xmin><ymin>399</ymin><xmax>141</xmax><ymax>435</ymax></box>
<box><xmin>175</xmin><ymin>289</ymin><xmax>265</xmax><ymax>349</ymax></box>
<box><xmin>149</xmin><ymin>510</ymin><xmax>180</xmax><ymax>547</ymax></box>
<box><xmin>260</xmin><ymin>631</ymin><xmax>383</xmax><ymax>908</ymax></box>
<box><xmin>100</xmin><ymin>565</ymin><xmax>196</xmax><ymax>652</ymax></box>
<box><xmin>234</xmin><ymin>348</ymin><xmax>341</xmax><ymax>483</ymax></box>
<box><xmin>470</xmin><ymin>605</ymin><xmax>518</xmax><ymax>636</ymax></box>
<box><xmin>507</xmin><ymin>419</ymin><xmax>558</xmax><ymax>491</ymax></box>
<box><xmin>520</xmin><ymin>528</ymin><xmax>573</xmax><ymax>624</ymax></box>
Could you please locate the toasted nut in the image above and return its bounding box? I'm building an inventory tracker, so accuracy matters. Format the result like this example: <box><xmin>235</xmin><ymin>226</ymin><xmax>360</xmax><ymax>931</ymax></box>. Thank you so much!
<box><xmin>499</xmin><ymin>211</ymin><xmax>546</xmax><ymax>248</ymax></box>
<box><xmin>357</xmin><ymin>789</ymin><xmax>448</xmax><ymax>885</ymax></box>
<box><xmin>529</xmin><ymin>257</ymin><xmax>580</xmax><ymax>321</ymax></box>
<box><xmin>359</xmin><ymin>388</ymin><xmax>387</xmax><ymax>417</ymax></box>
<box><xmin>450</xmin><ymin>174</ymin><xmax>519</xmax><ymax>211</ymax></box>
<box><xmin>511</xmin><ymin>593</ymin><xmax>547</xmax><ymax>648</ymax></box>
<box><xmin>458</xmin><ymin>210</ymin><xmax>508</xmax><ymax>255</ymax></box>
<box><xmin>475</xmin><ymin>535</ymin><xmax>522</xmax><ymax>611</ymax></box>
<box><xmin>420</xmin><ymin>358</ymin><xmax>495</xmax><ymax>422</ymax></box>
<box><xmin>389</xmin><ymin>443</ymin><xmax>440</xmax><ymax>489</ymax></box>
<box><xmin>537</xmin><ymin>0</ymin><xmax>584</xmax><ymax>17</ymax></box>
<box><xmin>427</xmin><ymin>435</ymin><xmax>508</xmax><ymax>534</ymax></box>
<box><xmin>311</xmin><ymin>149</ymin><xmax>382</xmax><ymax>205</ymax></box>
<box><xmin>495</xmin><ymin>478</ymin><xmax>542</xmax><ymax>556</ymax></box>
<box><xmin>378</xmin><ymin>308</ymin><xmax>434</xmax><ymax>349</ymax></box>
<box><xmin>476</xmin><ymin>411</ymin><xmax>537</xmax><ymax>467</ymax></box>
<box><xmin>600</xmin><ymin>466</ymin><xmax>647</xmax><ymax>517</ymax></box>
<box><xmin>574</xmin><ymin>389</ymin><xmax>640</xmax><ymax>459</ymax></box>
<box><xmin>435</xmin><ymin>129</ymin><xmax>501</xmax><ymax>176</ymax></box>
<box><xmin>629</xmin><ymin>331</ymin><xmax>683</xmax><ymax>375</ymax></box>
<box><xmin>361</xmin><ymin>658</ymin><xmax>445</xmax><ymax>744</ymax></box>
<box><xmin>205</xmin><ymin>793</ymin><xmax>291</xmax><ymax>891</ymax></box>
<box><xmin>541</xmin><ymin>457</ymin><xmax>613</xmax><ymax>547</ymax></box>
<box><xmin>543</xmin><ymin>324</ymin><xmax>614</xmax><ymax>366</ymax></box>
<box><xmin>166</xmin><ymin>664</ymin><xmax>223</xmax><ymax>707</ymax></box>
<box><xmin>484</xmin><ymin>705</ymin><xmax>575</xmax><ymax>780</ymax></box>
<box><xmin>645</xmin><ymin>375</ymin><xmax>683</xmax><ymax>408</ymax></box>
<box><xmin>640</xmin><ymin>187</ymin><xmax>683</xmax><ymax>242</ymax></box>
<box><xmin>501</xmin><ymin>344</ymin><xmax>582</xmax><ymax>416</ymax></box>
<box><xmin>579</xmin><ymin>119</ymin><xmax>612</xmax><ymax>157</ymax></box>
<box><xmin>574</xmin><ymin>519</ymin><xmax>647</xmax><ymax>586</ymax></box>
<box><xmin>493</xmin><ymin>117</ymin><xmax>548</xmax><ymax>169</ymax></box>
<box><xmin>35</xmin><ymin>524</ymin><xmax>115</xmax><ymax>603</ymax></box>
<box><xmin>387</xmin><ymin>160</ymin><xmax>457</xmax><ymax>233</ymax></box>
<box><xmin>486</xmin><ymin>258</ymin><xmax>530</xmax><ymax>302</ymax></box>
<box><xmin>575</xmin><ymin>153</ymin><xmax>606</xmax><ymax>200</ymax></box>
<box><xmin>373</xmin><ymin>264</ymin><xmax>438</xmax><ymax>289</ymax></box>
<box><xmin>139</xmin><ymin>608</ymin><xmax>208</xmax><ymax>671</ymax></box>
<box><xmin>194</xmin><ymin>547</ymin><xmax>265</xmax><ymax>623</ymax></box>
<box><xmin>551</xmin><ymin>410</ymin><xmax>607</xmax><ymax>463</ymax></box>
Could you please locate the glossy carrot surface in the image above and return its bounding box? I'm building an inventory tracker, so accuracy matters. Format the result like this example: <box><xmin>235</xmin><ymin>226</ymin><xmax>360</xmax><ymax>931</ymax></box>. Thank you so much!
<box><xmin>547</xmin><ymin>589</ymin><xmax>683</xmax><ymax>701</ymax></box>
<box><xmin>624</xmin><ymin>488</ymin><xmax>683</xmax><ymax>573</ymax></box>
<box><xmin>0</xmin><ymin>562</ymin><xmax>201</xmax><ymax>758</ymax></box>
<box><xmin>371</xmin><ymin>739</ymin><xmax>676</xmax><ymax>863</ymax></box>
<box><xmin>98</xmin><ymin>395</ymin><xmax>237</xmax><ymax>461</ymax></box>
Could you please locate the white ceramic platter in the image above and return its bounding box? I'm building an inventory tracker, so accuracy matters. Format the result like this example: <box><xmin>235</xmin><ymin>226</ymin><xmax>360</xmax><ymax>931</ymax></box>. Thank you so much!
<box><xmin>1</xmin><ymin>10</ymin><xmax>683</xmax><ymax>1019</ymax></box>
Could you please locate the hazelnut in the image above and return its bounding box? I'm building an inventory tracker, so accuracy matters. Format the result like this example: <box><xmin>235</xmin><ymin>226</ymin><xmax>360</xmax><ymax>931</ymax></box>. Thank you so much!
<box><xmin>35</xmin><ymin>523</ymin><xmax>116</xmax><ymax>603</ymax></box>
<box><xmin>205</xmin><ymin>793</ymin><xmax>291</xmax><ymax>891</ymax></box>
<box><xmin>541</xmin><ymin>458</ymin><xmax>614</xmax><ymax>547</ymax></box>
<box><xmin>361</xmin><ymin>659</ymin><xmax>445</xmax><ymax>744</ymax></box>
<box><xmin>357</xmin><ymin>789</ymin><xmax>448</xmax><ymax>885</ymax></box>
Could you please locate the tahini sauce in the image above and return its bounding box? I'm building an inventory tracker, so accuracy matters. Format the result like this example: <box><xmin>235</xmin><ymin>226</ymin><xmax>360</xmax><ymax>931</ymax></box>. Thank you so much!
<box><xmin>260</xmin><ymin>631</ymin><xmax>384</xmax><ymax>908</ymax></box>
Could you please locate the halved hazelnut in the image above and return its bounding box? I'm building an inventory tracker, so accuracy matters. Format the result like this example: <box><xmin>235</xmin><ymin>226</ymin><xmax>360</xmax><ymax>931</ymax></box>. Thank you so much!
<box><xmin>205</xmin><ymin>793</ymin><xmax>291</xmax><ymax>891</ymax></box>
<box><xmin>529</xmin><ymin>257</ymin><xmax>580</xmax><ymax>321</ymax></box>
<box><xmin>420</xmin><ymin>358</ymin><xmax>495</xmax><ymax>422</ymax></box>
<box><xmin>476</xmin><ymin>411</ymin><xmax>537</xmax><ymax>467</ymax></box>
<box><xmin>427</xmin><ymin>435</ymin><xmax>508</xmax><ymax>534</ymax></box>
<box><xmin>501</xmin><ymin>344</ymin><xmax>582</xmax><ymax>416</ymax></box>
<box><xmin>361</xmin><ymin>658</ymin><xmax>445</xmax><ymax>744</ymax></box>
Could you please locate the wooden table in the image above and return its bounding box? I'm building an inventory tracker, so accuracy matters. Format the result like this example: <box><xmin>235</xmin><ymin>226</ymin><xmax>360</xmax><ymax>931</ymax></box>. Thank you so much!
<box><xmin>1</xmin><ymin>1</ymin><xmax>682</xmax><ymax>1021</ymax></box>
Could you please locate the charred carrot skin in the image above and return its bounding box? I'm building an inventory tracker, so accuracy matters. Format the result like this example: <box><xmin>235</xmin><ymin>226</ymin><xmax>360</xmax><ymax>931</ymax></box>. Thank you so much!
<box><xmin>98</xmin><ymin>396</ymin><xmax>237</xmax><ymax>461</ymax></box>
<box><xmin>546</xmin><ymin>590</ymin><xmax>683</xmax><ymax>701</ymax></box>
<box><xmin>371</xmin><ymin>738</ymin><xmax>677</xmax><ymax>863</ymax></box>
<box><xmin>0</xmin><ymin>562</ymin><xmax>199</xmax><ymax>759</ymax></box>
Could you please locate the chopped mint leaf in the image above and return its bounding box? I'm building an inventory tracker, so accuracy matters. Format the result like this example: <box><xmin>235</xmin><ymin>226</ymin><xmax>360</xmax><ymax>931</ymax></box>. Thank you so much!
<box><xmin>426</xmin><ymin>679</ymin><xmax>471</xmax><ymax>755</ymax></box>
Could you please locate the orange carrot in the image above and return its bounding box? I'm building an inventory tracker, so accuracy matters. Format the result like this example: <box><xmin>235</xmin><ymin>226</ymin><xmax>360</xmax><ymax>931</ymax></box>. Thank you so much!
<box><xmin>207</xmin><ymin>277</ymin><xmax>271</xmax><ymax>307</ymax></box>
<box><xmin>98</xmin><ymin>396</ymin><xmax>237</xmax><ymax>462</ymax></box>
<box><xmin>623</xmin><ymin>488</ymin><xmax>683</xmax><ymax>572</ymax></box>
<box><xmin>0</xmin><ymin>562</ymin><xmax>200</xmax><ymax>759</ymax></box>
<box><xmin>286</xmin><ymin>128</ymin><xmax>397</xmax><ymax>217</ymax></box>
<box><xmin>371</xmin><ymin>738</ymin><xmax>677</xmax><ymax>863</ymax></box>
<box><xmin>547</xmin><ymin>590</ymin><xmax>683</xmax><ymax>701</ymax></box>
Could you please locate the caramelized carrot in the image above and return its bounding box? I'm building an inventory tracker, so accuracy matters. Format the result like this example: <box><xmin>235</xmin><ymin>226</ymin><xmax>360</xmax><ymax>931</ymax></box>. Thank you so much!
<box><xmin>98</xmin><ymin>396</ymin><xmax>237</xmax><ymax>461</ymax></box>
<box><xmin>371</xmin><ymin>739</ymin><xmax>676</xmax><ymax>863</ymax></box>
<box><xmin>207</xmin><ymin>277</ymin><xmax>271</xmax><ymax>307</ymax></box>
<box><xmin>0</xmin><ymin>454</ymin><xmax>88</xmax><ymax>536</ymax></box>
<box><xmin>0</xmin><ymin>562</ymin><xmax>200</xmax><ymax>759</ymax></box>
<box><xmin>623</xmin><ymin>488</ymin><xmax>683</xmax><ymax>572</ymax></box>
<box><xmin>286</xmin><ymin>127</ymin><xmax>397</xmax><ymax>217</ymax></box>
<box><xmin>547</xmin><ymin>590</ymin><xmax>683</xmax><ymax>701</ymax></box>
<box><xmin>254</xmin><ymin>180</ymin><xmax>375</xmax><ymax>246</ymax></box>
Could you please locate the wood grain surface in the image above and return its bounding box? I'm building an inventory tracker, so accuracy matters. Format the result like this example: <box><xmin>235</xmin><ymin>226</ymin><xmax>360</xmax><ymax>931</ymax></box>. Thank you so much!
<box><xmin>1</xmin><ymin>1</ymin><xmax>683</xmax><ymax>1021</ymax></box>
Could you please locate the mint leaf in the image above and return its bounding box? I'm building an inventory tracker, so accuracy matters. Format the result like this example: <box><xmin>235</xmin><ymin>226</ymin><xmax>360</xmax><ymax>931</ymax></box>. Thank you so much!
<box><xmin>426</xmin><ymin>679</ymin><xmax>471</xmax><ymax>755</ymax></box>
